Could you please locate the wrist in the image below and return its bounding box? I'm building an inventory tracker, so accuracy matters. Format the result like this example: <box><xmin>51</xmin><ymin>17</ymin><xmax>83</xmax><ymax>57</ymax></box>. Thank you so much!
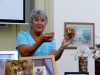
<box><xmin>60</xmin><ymin>46</ymin><xmax>64</xmax><ymax>50</ymax></box>
<box><xmin>37</xmin><ymin>36</ymin><xmax>44</xmax><ymax>43</ymax></box>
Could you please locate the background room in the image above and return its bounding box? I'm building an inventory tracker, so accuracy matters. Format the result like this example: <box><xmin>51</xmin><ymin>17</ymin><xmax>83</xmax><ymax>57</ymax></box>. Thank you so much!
<box><xmin>0</xmin><ymin>0</ymin><xmax>100</xmax><ymax>75</ymax></box>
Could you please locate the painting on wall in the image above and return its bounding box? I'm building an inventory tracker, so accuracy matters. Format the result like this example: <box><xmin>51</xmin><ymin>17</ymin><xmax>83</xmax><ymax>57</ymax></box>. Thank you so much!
<box><xmin>64</xmin><ymin>22</ymin><xmax>95</xmax><ymax>49</ymax></box>
<box><xmin>20</xmin><ymin>55</ymin><xmax>57</xmax><ymax>75</ymax></box>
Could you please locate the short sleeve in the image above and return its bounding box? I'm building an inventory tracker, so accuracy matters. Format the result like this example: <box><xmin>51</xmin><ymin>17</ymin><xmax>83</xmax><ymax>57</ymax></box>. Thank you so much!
<box><xmin>16</xmin><ymin>32</ymin><xmax>29</xmax><ymax>47</ymax></box>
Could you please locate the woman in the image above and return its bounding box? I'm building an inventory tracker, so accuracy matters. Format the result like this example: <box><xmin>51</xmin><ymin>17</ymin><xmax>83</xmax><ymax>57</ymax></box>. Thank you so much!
<box><xmin>16</xmin><ymin>9</ymin><xmax>73</xmax><ymax>61</ymax></box>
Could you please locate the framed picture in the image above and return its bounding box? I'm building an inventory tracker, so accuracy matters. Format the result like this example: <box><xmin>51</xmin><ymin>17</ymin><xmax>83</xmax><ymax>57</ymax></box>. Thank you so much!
<box><xmin>20</xmin><ymin>55</ymin><xmax>57</xmax><ymax>75</ymax></box>
<box><xmin>64</xmin><ymin>22</ymin><xmax>95</xmax><ymax>49</ymax></box>
<box><xmin>5</xmin><ymin>60</ymin><xmax>33</xmax><ymax>75</ymax></box>
<box><xmin>0</xmin><ymin>50</ymin><xmax>18</xmax><ymax>60</ymax></box>
<box><xmin>64</xmin><ymin>72</ymin><xmax>89</xmax><ymax>75</ymax></box>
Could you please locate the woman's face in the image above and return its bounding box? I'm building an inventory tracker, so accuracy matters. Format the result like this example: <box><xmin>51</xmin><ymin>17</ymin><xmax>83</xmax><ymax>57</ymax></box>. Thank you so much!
<box><xmin>32</xmin><ymin>16</ymin><xmax>47</xmax><ymax>33</ymax></box>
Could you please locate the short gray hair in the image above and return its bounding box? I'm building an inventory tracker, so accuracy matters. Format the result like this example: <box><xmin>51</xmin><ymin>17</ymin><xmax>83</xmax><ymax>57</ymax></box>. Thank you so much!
<box><xmin>30</xmin><ymin>9</ymin><xmax>48</xmax><ymax>23</ymax></box>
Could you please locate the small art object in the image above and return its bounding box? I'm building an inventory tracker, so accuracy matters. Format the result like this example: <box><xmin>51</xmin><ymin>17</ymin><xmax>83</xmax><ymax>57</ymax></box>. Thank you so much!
<box><xmin>79</xmin><ymin>57</ymin><xmax>88</xmax><ymax>72</ymax></box>
<box><xmin>64</xmin><ymin>26</ymin><xmax>75</xmax><ymax>40</ymax></box>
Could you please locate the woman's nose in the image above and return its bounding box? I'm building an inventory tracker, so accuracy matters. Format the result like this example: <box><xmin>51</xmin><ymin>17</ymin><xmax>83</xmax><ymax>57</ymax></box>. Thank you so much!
<box><xmin>38</xmin><ymin>20</ymin><xmax>43</xmax><ymax>24</ymax></box>
<box><xmin>38</xmin><ymin>20</ymin><xmax>42</xmax><ymax>23</ymax></box>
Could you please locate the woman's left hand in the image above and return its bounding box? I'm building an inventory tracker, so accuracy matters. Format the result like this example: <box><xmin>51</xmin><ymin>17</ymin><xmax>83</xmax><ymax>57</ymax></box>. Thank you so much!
<box><xmin>60</xmin><ymin>38</ymin><xmax>73</xmax><ymax>49</ymax></box>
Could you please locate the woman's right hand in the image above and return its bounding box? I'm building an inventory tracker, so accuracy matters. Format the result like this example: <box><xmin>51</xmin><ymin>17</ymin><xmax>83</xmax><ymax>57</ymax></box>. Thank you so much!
<box><xmin>41</xmin><ymin>32</ymin><xmax>54</xmax><ymax>42</ymax></box>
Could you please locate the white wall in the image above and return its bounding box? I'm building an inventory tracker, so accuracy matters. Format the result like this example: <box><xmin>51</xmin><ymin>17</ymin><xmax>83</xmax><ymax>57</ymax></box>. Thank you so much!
<box><xmin>54</xmin><ymin>0</ymin><xmax>100</xmax><ymax>75</ymax></box>
<box><xmin>56</xmin><ymin>50</ymin><xmax>79</xmax><ymax>75</ymax></box>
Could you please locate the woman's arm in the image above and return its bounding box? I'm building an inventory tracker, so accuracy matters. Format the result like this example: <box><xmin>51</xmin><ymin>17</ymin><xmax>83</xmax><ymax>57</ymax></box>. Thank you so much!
<box><xmin>17</xmin><ymin>37</ymin><xmax>43</xmax><ymax>56</ymax></box>
<box><xmin>49</xmin><ymin>48</ymin><xmax>64</xmax><ymax>61</ymax></box>
<box><xmin>17</xmin><ymin>32</ymin><xmax>54</xmax><ymax>56</ymax></box>
<box><xmin>51</xmin><ymin>48</ymin><xmax>64</xmax><ymax>61</ymax></box>
<box><xmin>50</xmin><ymin>39</ymin><xmax>73</xmax><ymax>61</ymax></box>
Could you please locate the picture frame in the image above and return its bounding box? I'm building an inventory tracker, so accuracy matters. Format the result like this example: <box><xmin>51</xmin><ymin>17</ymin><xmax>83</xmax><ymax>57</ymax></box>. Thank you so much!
<box><xmin>64</xmin><ymin>22</ymin><xmax>95</xmax><ymax>49</ymax></box>
<box><xmin>0</xmin><ymin>50</ymin><xmax>18</xmax><ymax>60</ymax></box>
<box><xmin>5</xmin><ymin>59</ymin><xmax>33</xmax><ymax>75</ymax></box>
<box><xmin>64</xmin><ymin>72</ymin><xmax>89</xmax><ymax>75</ymax></box>
<box><xmin>20</xmin><ymin>55</ymin><xmax>57</xmax><ymax>75</ymax></box>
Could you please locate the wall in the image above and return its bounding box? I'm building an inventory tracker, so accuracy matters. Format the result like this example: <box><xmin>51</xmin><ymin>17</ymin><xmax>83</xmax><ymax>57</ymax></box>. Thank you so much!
<box><xmin>0</xmin><ymin>25</ymin><xmax>16</xmax><ymax>50</ymax></box>
<box><xmin>56</xmin><ymin>50</ymin><xmax>79</xmax><ymax>75</ymax></box>
<box><xmin>54</xmin><ymin>0</ymin><xmax>100</xmax><ymax>75</ymax></box>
